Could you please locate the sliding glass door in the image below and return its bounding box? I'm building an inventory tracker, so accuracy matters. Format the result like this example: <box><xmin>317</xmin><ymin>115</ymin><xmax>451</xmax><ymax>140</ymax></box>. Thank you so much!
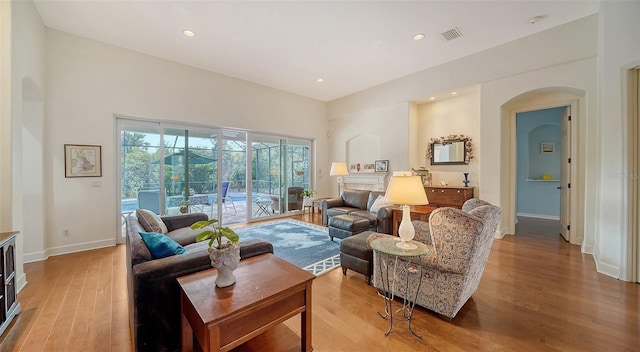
<box><xmin>117</xmin><ymin>117</ymin><xmax>313</xmax><ymax>242</ymax></box>
<box><xmin>162</xmin><ymin>127</ymin><xmax>217</xmax><ymax>218</ymax></box>
<box><xmin>251</xmin><ymin>135</ymin><xmax>284</xmax><ymax>219</ymax></box>
<box><xmin>118</xmin><ymin>120</ymin><xmax>162</xmax><ymax>242</ymax></box>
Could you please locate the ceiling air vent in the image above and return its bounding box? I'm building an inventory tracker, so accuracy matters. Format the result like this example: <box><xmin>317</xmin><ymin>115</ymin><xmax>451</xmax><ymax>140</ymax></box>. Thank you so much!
<box><xmin>441</xmin><ymin>27</ymin><xmax>463</xmax><ymax>41</ymax></box>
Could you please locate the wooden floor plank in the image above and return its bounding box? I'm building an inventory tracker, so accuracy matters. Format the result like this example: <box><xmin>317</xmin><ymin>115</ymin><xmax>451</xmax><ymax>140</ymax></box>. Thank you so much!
<box><xmin>1</xmin><ymin>214</ymin><xmax>638</xmax><ymax>352</ymax></box>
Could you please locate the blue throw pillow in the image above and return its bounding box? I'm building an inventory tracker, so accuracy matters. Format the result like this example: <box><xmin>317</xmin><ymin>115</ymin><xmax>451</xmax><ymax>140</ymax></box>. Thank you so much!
<box><xmin>139</xmin><ymin>231</ymin><xmax>186</xmax><ymax>259</ymax></box>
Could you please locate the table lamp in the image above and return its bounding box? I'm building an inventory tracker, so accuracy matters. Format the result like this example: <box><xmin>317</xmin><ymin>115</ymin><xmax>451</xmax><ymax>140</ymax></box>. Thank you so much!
<box><xmin>329</xmin><ymin>162</ymin><xmax>349</xmax><ymax>197</ymax></box>
<box><xmin>385</xmin><ymin>172</ymin><xmax>429</xmax><ymax>249</ymax></box>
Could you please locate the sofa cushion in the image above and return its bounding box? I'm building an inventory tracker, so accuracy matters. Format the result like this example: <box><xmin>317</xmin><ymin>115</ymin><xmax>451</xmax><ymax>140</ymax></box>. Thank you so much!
<box><xmin>349</xmin><ymin>210</ymin><xmax>379</xmax><ymax>226</ymax></box>
<box><xmin>326</xmin><ymin>207</ymin><xmax>355</xmax><ymax>218</ymax></box>
<box><xmin>341</xmin><ymin>189</ymin><xmax>369</xmax><ymax>209</ymax></box>
<box><xmin>370</xmin><ymin>195</ymin><xmax>392</xmax><ymax>213</ymax></box>
<box><xmin>367</xmin><ymin>191</ymin><xmax>385</xmax><ymax>210</ymax></box>
<box><xmin>136</xmin><ymin>209</ymin><xmax>168</xmax><ymax>234</ymax></box>
<box><xmin>139</xmin><ymin>231</ymin><xmax>186</xmax><ymax>258</ymax></box>
<box><xmin>167</xmin><ymin>226</ymin><xmax>202</xmax><ymax>246</ymax></box>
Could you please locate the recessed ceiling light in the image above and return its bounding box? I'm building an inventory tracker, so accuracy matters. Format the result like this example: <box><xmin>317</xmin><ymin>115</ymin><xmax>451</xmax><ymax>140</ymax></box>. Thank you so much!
<box><xmin>316</xmin><ymin>78</ymin><xmax>324</xmax><ymax>83</ymax></box>
<box><xmin>451</xmin><ymin>91</ymin><xmax>458</xmax><ymax>95</ymax></box>
<box><xmin>429</xmin><ymin>97</ymin><xmax>436</xmax><ymax>100</ymax></box>
<box><xmin>412</xmin><ymin>33</ymin><xmax>425</xmax><ymax>41</ymax></box>
<box><xmin>183</xmin><ymin>29</ymin><xmax>196</xmax><ymax>38</ymax></box>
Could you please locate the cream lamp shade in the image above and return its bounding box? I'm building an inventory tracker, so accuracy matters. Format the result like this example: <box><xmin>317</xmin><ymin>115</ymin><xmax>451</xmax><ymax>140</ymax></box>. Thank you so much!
<box><xmin>330</xmin><ymin>162</ymin><xmax>349</xmax><ymax>197</ymax></box>
<box><xmin>385</xmin><ymin>174</ymin><xmax>428</xmax><ymax>249</ymax></box>
<box><xmin>329</xmin><ymin>162</ymin><xmax>349</xmax><ymax>176</ymax></box>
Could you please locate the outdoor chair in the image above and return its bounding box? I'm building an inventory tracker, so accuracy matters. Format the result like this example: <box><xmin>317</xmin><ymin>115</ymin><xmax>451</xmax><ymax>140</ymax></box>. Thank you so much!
<box><xmin>221</xmin><ymin>180</ymin><xmax>237</xmax><ymax>214</ymax></box>
<box><xmin>137</xmin><ymin>189</ymin><xmax>160</xmax><ymax>214</ymax></box>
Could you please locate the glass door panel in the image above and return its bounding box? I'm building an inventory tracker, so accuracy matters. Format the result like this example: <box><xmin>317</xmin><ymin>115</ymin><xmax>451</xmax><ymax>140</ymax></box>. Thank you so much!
<box><xmin>220</xmin><ymin>130</ymin><xmax>247</xmax><ymax>225</ymax></box>
<box><xmin>118</xmin><ymin>118</ymin><xmax>314</xmax><ymax>243</ymax></box>
<box><xmin>287</xmin><ymin>139</ymin><xmax>312</xmax><ymax>212</ymax></box>
<box><xmin>162</xmin><ymin>127</ymin><xmax>217</xmax><ymax>217</ymax></box>
<box><xmin>118</xmin><ymin>120</ymin><xmax>162</xmax><ymax>242</ymax></box>
<box><xmin>251</xmin><ymin>135</ymin><xmax>284</xmax><ymax>220</ymax></box>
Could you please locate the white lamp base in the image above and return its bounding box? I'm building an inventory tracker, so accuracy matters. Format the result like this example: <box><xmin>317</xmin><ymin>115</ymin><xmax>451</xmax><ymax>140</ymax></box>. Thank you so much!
<box><xmin>397</xmin><ymin>204</ymin><xmax>417</xmax><ymax>249</ymax></box>
<box><xmin>396</xmin><ymin>240</ymin><xmax>417</xmax><ymax>250</ymax></box>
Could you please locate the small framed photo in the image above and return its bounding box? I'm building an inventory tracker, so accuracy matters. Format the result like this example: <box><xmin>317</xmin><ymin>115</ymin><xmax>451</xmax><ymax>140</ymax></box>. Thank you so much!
<box><xmin>65</xmin><ymin>144</ymin><xmax>102</xmax><ymax>177</ymax></box>
<box><xmin>375</xmin><ymin>160</ymin><xmax>389</xmax><ymax>172</ymax></box>
<box><xmin>541</xmin><ymin>142</ymin><xmax>554</xmax><ymax>153</ymax></box>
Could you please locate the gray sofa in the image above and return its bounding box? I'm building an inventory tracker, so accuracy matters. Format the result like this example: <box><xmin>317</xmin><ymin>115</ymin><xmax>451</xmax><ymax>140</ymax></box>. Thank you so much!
<box><xmin>322</xmin><ymin>189</ymin><xmax>394</xmax><ymax>235</ymax></box>
<box><xmin>126</xmin><ymin>212</ymin><xmax>273</xmax><ymax>352</ymax></box>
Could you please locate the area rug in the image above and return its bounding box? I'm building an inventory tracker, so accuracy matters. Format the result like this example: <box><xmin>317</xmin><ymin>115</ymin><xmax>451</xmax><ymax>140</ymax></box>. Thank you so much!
<box><xmin>234</xmin><ymin>219</ymin><xmax>340</xmax><ymax>276</ymax></box>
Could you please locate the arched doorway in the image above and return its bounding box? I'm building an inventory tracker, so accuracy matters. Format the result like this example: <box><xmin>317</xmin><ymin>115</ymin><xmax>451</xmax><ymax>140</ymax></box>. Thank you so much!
<box><xmin>500</xmin><ymin>87</ymin><xmax>585</xmax><ymax>246</ymax></box>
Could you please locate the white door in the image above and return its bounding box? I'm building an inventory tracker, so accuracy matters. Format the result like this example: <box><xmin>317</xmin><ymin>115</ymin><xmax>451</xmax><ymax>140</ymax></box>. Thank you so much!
<box><xmin>559</xmin><ymin>106</ymin><xmax>571</xmax><ymax>241</ymax></box>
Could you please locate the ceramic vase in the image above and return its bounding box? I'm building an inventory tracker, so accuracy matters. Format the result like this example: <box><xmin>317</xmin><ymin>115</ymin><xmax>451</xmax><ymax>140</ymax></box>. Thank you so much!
<box><xmin>208</xmin><ymin>242</ymin><xmax>240</xmax><ymax>287</ymax></box>
<box><xmin>463</xmin><ymin>173</ymin><xmax>470</xmax><ymax>187</ymax></box>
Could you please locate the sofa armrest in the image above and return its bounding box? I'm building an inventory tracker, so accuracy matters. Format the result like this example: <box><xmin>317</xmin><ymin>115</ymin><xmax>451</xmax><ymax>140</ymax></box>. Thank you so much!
<box><xmin>374</xmin><ymin>206</ymin><xmax>394</xmax><ymax>234</ymax></box>
<box><xmin>161</xmin><ymin>212</ymin><xmax>209</xmax><ymax>232</ymax></box>
<box><xmin>377</xmin><ymin>206</ymin><xmax>394</xmax><ymax>220</ymax></box>
<box><xmin>323</xmin><ymin>198</ymin><xmax>344</xmax><ymax>209</ymax></box>
<box><xmin>322</xmin><ymin>198</ymin><xmax>345</xmax><ymax>225</ymax></box>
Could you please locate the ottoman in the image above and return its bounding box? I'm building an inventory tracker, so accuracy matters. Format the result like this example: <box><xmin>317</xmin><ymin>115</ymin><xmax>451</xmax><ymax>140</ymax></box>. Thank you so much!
<box><xmin>340</xmin><ymin>231</ymin><xmax>375</xmax><ymax>284</ymax></box>
<box><xmin>328</xmin><ymin>214</ymin><xmax>370</xmax><ymax>241</ymax></box>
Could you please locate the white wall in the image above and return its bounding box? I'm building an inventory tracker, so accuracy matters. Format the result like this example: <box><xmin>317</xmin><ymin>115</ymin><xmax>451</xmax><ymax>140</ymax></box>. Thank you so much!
<box><xmin>38</xmin><ymin>29</ymin><xmax>328</xmax><ymax>259</ymax></box>
<box><xmin>3</xmin><ymin>0</ymin><xmax>46</xmax><ymax>290</ymax></box>
<box><xmin>327</xmin><ymin>102</ymin><xmax>409</xmax><ymax>195</ymax></box>
<box><xmin>417</xmin><ymin>91</ymin><xmax>480</xmax><ymax>189</ymax></box>
<box><xmin>328</xmin><ymin>16</ymin><xmax>604</xmax><ymax>265</ymax></box>
<box><xmin>596</xmin><ymin>0</ymin><xmax>640</xmax><ymax>280</ymax></box>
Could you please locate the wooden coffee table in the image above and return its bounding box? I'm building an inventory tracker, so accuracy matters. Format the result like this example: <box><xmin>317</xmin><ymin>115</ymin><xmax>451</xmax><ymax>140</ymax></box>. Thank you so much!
<box><xmin>178</xmin><ymin>254</ymin><xmax>316</xmax><ymax>352</ymax></box>
<box><xmin>392</xmin><ymin>205</ymin><xmax>438</xmax><ymax>236</ymax></box>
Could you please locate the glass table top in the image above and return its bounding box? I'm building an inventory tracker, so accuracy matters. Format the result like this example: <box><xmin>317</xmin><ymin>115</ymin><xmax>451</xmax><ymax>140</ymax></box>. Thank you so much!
<box><xmin>370</xmin><ymin>237</ymin><xmax>429</xmax><ymax>257</ymax></box>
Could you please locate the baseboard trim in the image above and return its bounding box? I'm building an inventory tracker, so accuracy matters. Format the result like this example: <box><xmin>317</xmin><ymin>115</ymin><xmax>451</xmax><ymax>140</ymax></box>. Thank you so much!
<box><xmin>23</xmin><ymin>239</ymin><xmax>116</xmax><ymax>263</ymax></box>
<box><xmin>516</xmin><ymin>213</ymin><xmax>560</xmax><ymax>220</ymax></box>
<box><xmin>23</xmin><ymin>250</ymin><xmax>48</xmax><ymax>263</ymax></box>
<box><xmin>593</xmin><ymin>251</ymin><xmax>620</xmax><ymax>279</ymax></box>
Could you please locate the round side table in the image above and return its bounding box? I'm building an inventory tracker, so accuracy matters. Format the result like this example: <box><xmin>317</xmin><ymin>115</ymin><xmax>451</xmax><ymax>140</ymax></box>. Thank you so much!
<box><xmin>370</xmin><ymin>236</ymin><xmax>429</xmax><ymax>338</ymax></box>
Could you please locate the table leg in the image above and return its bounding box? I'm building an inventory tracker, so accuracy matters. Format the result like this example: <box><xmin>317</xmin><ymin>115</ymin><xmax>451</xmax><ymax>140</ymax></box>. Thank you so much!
<box><xmin>181</xmin><ymin>312</ymin><xmax>193</xmax><ymax>352</ymax></box>
<box><xmin>301</xmin><ymin>283</ymin><xmax>313</xmax><ymax>351</ymax></box>
<box><xmin>376</xmin><ymin>253</ymin><xmax>423</xmax><ymax>338</ymax></box>
<box><xmin>207</xmin><ymin>325</ymin><xmax>221</xmax><ymax>352</ymax></box>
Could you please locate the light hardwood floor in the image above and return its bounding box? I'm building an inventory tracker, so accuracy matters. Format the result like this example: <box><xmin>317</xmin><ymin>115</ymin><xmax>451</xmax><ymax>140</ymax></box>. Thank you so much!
<box><xmin>1</xmin><ymin>214</ymin><xmax>638</xmax><ymax>351</ymax></box>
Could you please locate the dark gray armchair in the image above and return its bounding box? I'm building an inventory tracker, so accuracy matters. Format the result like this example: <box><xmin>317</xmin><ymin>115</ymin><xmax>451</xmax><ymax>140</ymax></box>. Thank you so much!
<box><xmin>270</xmin><ymin>186</ymin><xmax>304</xmax><ymax>213</ymax></box>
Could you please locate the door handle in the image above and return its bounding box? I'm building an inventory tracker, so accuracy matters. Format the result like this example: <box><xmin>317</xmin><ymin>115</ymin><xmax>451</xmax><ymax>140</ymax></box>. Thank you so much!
<box><xmin>557</xmin><ymin>186</ymin><xmax>562</xmax><ymax>190</ymax></box>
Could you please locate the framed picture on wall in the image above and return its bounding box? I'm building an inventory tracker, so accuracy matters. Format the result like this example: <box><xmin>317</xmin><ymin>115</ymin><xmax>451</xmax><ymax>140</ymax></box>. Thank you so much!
<box><xmin>541</xmin><ymin>142</ymin><xmax>554</xmax><ymax>153</ymax></box>
<box><xmin>64</xmin><ymin>144</ymin><xmax>102</xmax><ymax>177</ymax></box>
<box><xmin>375</xmin><ymin>160</ymin><xmax>389</xmax><ymax>172</ymax></box>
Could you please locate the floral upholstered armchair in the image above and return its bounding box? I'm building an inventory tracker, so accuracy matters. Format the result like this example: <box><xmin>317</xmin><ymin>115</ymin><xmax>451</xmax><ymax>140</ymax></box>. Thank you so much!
<box><xmin>370</xmin><ymin>198</ymin><xmax>501</xmax><ymax>319</ymax></box>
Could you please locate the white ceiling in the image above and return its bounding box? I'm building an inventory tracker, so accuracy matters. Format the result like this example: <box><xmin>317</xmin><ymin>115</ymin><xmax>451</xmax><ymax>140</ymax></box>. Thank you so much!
<box><xmin>33</xmin><ymin>1</ymin><xmax>600</xmax><ymax>102</ymax></box>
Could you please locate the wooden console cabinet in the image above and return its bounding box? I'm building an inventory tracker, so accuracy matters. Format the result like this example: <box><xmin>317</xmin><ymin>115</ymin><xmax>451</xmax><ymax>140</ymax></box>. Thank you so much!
<box><xmin>0</xmin><ymin>231</ymin><xmax>20</xmax><ymax>336</ymax></box>
<box><xmin>424</xmin><ymin>186</ymin><xmax>475</xmax><ymax>209</ymax></box>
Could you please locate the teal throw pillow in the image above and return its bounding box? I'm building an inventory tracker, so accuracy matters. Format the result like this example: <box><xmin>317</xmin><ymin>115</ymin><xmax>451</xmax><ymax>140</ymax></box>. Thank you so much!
<box><xmin>139</xmin><ymin>231</ymin><xmax>186</xmax><ymax>259</ymax></box>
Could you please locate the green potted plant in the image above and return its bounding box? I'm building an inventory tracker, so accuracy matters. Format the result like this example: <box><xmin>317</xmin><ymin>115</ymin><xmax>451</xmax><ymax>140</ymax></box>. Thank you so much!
<box><xmin>301</xmin><ymin>189</ymin><xmax>316</xmax><ymax>198</ymax></box>
<box><xmin>301</xmin><ymin>189</ymin><xmax>316</xmax><ymax>207</ymax></box>
<box><xmin>179</xmin><ymin>200</ymin><xmax>190</xmax><ymax>213</ymax></box>
<box><xmin>192</xmin><ymin>219</ymin><xmax>240</xmax><ymax>287</ymax></box>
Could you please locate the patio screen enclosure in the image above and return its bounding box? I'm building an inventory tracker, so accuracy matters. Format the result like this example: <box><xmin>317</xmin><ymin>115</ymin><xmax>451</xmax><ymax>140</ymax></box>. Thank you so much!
<box><xmin>117</xmin><ymin>118</ymin><xmax>312</xmax><ymax>242</ymax></box>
